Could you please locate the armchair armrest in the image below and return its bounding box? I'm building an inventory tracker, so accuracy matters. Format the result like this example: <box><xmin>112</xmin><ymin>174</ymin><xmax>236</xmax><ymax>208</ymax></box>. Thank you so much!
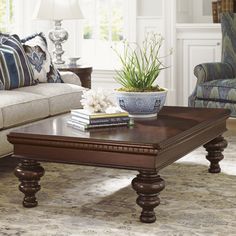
<box><xmin>59</xmin><ymin>71</ymin><xmax>82</xmax><ymax>86</ymax></box>
<box><xmin>194</xmin><ymin>62</ymin><xmax>235</xmax><ymax>84</ymax></box>
<box><xmin>189</xmin><ymin>62</ymin><xmax>235</xmax><ymax>107</ymax></box>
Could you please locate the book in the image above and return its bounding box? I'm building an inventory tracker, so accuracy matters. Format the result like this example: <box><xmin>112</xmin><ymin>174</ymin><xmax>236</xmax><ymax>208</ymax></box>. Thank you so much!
<box><xmin>67</xmin><ymin>119</ymin><xmax>129</xmax><ymax>131</ymax></box>
<box><xmin>221</xmin><ymin>0</ymin><xmax>234</xmax><ymax>12</ymax></box>
<box><xmin>227</xmin><ymin>0</ymin><xmax>234</xmax><ymax>12</ymax></box>
<box><xmin>71</xmin><ymin>109</ymin><xmax>129</xmax><ymax>119</ymax></box>
<box><xmin>71</xmin><ymin>115</ymin><xmax>130</xmax><ymax>125</ymax></box>
<box><xmin>217</xmin><ymin>0</ymin><xmax>222</xmax><ymax>22</ymax></box>
<box><xmin>212</xmin><ymin>1</ymin><xmax>219</xmax><ymax>23</ymax></box>
<box><xmin>221</xmin><ymin>0</ymin><xmax>227</xmax><ymax>12</ymax></box>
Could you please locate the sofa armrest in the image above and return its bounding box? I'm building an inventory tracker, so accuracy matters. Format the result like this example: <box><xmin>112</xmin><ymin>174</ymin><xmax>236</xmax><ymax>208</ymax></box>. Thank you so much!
<box><xmin>59</xmin><ymin>71</ymin><xmax>82</xmax><ymax>86</ymax></box>
<box><xmin>194</xmin><ymin>62</ymin><xmax>235</xmax><ymax>84</ymax></box>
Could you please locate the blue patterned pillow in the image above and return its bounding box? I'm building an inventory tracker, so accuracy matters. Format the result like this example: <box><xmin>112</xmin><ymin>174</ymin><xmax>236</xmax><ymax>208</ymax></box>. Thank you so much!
<box><xmin>21</xmin><ymin>33</ymin><xmax>63</xmax><ymax>83</ymax></box>
<box><xmin>0</xmin><ymin>34</ymin><xmax>35</xmax><ymax>90</ymax></box>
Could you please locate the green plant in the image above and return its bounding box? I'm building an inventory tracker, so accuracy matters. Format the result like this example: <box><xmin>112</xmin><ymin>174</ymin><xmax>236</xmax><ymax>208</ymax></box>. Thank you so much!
<box><xmin>113</xmin><ymin>33</ymin><xmax>171</xmax><ymax>92</ymax></box>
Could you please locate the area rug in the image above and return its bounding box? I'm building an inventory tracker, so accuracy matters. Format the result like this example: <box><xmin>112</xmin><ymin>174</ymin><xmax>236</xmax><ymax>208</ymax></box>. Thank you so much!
<box><xmin>0</xmin><ymin>132</ymin><xmax>236</xmax><ymax>236</ymax></box>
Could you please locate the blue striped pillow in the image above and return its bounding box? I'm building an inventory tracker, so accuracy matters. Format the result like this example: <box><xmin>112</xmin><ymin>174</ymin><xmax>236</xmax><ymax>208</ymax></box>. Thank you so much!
<box><xmin>0</xmin><ymin>34</ymin><xmax>34</xmax><ymax>90</ymax></box>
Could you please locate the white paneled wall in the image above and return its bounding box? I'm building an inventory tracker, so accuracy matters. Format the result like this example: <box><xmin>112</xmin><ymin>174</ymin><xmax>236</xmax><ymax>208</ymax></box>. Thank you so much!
<box><xmin>14</xmin><ymin>0</ymin><xmax>51</xmax><ymax>39</ymax></box>
<box><xmin>91</xmin><ymin>70</ymin><xmax>120</xmax><ymax>90</ymax></box>
<box><xmin>192</xmin><ymin>0</ymin><xmax>212</xmax><ymax>23</ymax></box>
<box><xmin>93</xmin><ymin>0</ymin><xmax>176</xmax><ymax>104</ymax></box>
<box><xmin>14</xmin><ymin>0</ymin><xmax>83</xmax><ymax>63</ymax></box>
<box><xmin>137</xmin><ymin>0</ymin><xmax>163</xmax><ymax>17</ymax></box>
<box><xmin>175</xmin><ymin>0</ymin><xmax>222</xmax><ymax>105</ymax></box>
<box><xmin>136</xmin><ymin>18</ymin><xmax>165</xmax><ymax>87</ymax></box>
<box><xmin>62</xmin><ymin>21</ymin><xmax>83</xmax><ymax>60</ymax></box>
<box><xmin>177</xmin><ymin>0</ymin><xmax>212</xmax><ymax>23</ymax></box>
<box><xmin>163</xmin><ymin>0</ymin><xmax>177</xmax><ymax>106</ymax></box>
<box><xmin>15</xmin><ymin>0</ymin><xmax>166</xmax><ymax>91</ymax></box>
<box><xmin>176</xmin><ymin>0</ymin><xmax>193</xmax><ymax>23</ymax></box>
<box><xmin>16</xmin><ymin>0</ymin><xmax>221</xmax><ymax>107</ymax></box>
<box><xmin>176</xmin><ymin>25</ymin><xmax>221</xmax><ymax>106</ymax></box>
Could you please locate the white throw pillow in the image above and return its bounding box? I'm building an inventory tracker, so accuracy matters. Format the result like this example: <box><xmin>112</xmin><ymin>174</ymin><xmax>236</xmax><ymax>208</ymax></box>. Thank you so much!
<box><xmin>21</xmin><ymin>33</ymin><xmax>63</xmax><ymax>83</ymax></box>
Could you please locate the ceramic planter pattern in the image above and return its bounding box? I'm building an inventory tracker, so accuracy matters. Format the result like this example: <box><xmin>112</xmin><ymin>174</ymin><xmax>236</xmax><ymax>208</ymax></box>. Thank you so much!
<box><xmin>116</xmin><ymin>90</ymin><xmax>167</xmax><ymax>118</ymax></box>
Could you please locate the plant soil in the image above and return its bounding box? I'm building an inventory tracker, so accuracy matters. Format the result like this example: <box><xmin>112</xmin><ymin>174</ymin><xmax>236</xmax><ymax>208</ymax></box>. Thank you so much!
<box><xmin>117</xmin><ymin>86</ymin><xmax>165</xmax><ymax>92</ymax></box>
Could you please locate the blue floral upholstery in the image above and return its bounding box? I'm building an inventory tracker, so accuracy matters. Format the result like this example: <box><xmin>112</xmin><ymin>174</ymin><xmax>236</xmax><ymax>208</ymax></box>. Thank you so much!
<box><xmin>21</xmin><ymin>33</ymin><xmax>63</xmax><ymax>83</ymax></box>
<box><xmin>26</xmin><ymin>45</ymin><xmax>46</xmax><ymax>73</ymax></box>
<box><xmin>196</xmin><ymin>79</ymin><xmax>236</xmax><ymax>102</ymax></box>
<box><xmin>189</xmin><ymin>13</ymin><xmax>236</xmax><ymax>117</ymax></box>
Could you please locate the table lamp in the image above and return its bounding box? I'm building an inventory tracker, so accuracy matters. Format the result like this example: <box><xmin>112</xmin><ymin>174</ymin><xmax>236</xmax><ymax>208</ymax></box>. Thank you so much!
<box><xmin>33</xmin><ymin>0</ymin><xmax>84</xmax><ymax>64</ymax></box>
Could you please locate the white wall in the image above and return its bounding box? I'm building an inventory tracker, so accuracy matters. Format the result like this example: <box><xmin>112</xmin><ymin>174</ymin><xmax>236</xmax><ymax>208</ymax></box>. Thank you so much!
<box><xmin>136</xmin><ymin>0</ymin><xmax>177</xmax><ymax>105</ymax></box>
<box><xmin>91</xmin><ymin>0</ymin><xmax>177</xmax><ymax>105</ymax></box>
<box><xmin>14</xmin><ymin>0</ymin><xmax>51</xmax><ymax>39</ymax></box>
<box><xmin>91</xmin><ymin>0</ymin><xmax>172</xmax><ymax>102</ymax></box>
<box><xmin>137</xmin><ymin>0</ymin><xmax>163</xmax><ymax>17</ymax></box>
<box><xmin>15</xmin><ymin>0</ymin><xmax>177</xmax><ymax>105</ymax></box>
<box><xmin>177</xmin><ymin>0</ymin><xmax>212</xmax><ymax>23</ymax></box>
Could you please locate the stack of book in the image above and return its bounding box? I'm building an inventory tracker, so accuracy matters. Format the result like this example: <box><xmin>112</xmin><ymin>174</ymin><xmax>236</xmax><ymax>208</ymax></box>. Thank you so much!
<box><xmin>67</xmin><ymin>109</ymin><xmax>130</xmax><ymax>131</ymax></box>
<box><xmin>212</xmin><ymin>0</ymin><xmax>235</xmax><ymax>23</ymax></box>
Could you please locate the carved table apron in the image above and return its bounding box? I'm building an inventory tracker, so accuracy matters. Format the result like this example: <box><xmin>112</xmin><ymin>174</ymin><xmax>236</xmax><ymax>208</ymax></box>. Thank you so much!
<box><xmin>7</xmin><ymin>106</ymin><xmax>230</xmax><ymax>223</ymax></box>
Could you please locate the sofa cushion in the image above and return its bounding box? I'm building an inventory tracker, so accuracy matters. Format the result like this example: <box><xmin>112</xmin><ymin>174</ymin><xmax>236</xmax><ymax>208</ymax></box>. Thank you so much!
<box><xmin>59</xmin><ymin>71</ymin><xmax>81</xmax><ymax>86</ymax></box>
<box><xmin>196</xmin><ymin>78</ymin><xmax>236</xmax><ymax>102</ymax></box>
<box><xmin>16</xmin><ymin>83</ymin><xmax>85</xmax><ymax>115</ymax></box>
<box><xmin>0</xmin><ymin>90</ymin><xmax>49</xmax><ymax>128</ymax></box>
<box><xmin>0</xmin><ymin>34</ymin><xmax>35</xmax><ymax>90</ymax></box>
<box><xmin>21</xmin><ymin>33</ymin><xmax>63</xmax><ymax>83</ymax></box>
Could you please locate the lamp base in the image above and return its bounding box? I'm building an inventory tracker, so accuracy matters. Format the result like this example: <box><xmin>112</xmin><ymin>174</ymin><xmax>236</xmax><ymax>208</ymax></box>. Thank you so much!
<box><xmin>49</xmin><ymin>20</ymin><xmax>68</xmax><ymax>64</ymax></box>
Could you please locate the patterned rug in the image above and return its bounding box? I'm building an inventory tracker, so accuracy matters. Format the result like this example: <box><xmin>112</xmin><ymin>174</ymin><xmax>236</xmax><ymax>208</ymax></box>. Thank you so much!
<box><xmin>0</xmin><ymin>134</ymin><xmax>236</xmax><ymax>236</ymax></box>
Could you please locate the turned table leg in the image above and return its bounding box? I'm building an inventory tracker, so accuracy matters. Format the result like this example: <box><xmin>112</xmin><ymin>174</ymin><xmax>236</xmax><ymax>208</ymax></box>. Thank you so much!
<box><xmin>203</xmin><ymin>135</ymin><xmax>228</xmax><ymax>173</ymax></box>
<box><xmin>14</xmin><ymin>159</ymin><xmax>45</xmax><ymax>208</ymax></box>
<box><xmin>132</xmin><ymin>170</ymin><xmax>165</xmax><ymax>223</ymax></box>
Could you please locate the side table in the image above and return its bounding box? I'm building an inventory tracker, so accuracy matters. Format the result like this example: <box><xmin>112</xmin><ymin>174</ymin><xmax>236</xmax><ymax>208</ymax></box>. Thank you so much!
<box><xmin>58</xmin><ymin>65</ymin><xmax>92</xmax><ymax>89</ymax></box>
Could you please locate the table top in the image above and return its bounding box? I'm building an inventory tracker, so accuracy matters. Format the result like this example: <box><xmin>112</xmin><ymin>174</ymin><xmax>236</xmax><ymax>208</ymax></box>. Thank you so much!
<box><xmin>8</xmin><ymin>106</ymin><xmax>230</xmax><ymax>150</ymax></box>
<box><xmin>8</xmin><ymin>106</ymin><xmax>230</xmax><ymax>170</ymax></box>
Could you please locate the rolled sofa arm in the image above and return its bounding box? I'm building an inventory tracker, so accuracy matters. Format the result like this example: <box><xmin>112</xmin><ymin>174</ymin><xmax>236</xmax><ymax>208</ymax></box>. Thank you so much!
<box><xmin>189</xmin><ymin>62</ymin><xmax>235</xmax><ymax>107</ymax></box>
<box><xmin>59</xmin><ymin>71</ymin><xmax>82</xmax><ymax>86</ymax></box>
<box><xmin>194</xmin><ymin>62</ymin><xmax>235</xmax><ymax>84</ymax></box>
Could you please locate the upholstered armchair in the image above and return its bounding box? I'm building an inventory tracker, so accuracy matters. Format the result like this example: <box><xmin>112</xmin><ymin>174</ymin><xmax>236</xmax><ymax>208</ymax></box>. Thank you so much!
<box><xmin>189</xmin><ymin>12</ymin><xmax>236</xmax><ymax>117</ymax></box>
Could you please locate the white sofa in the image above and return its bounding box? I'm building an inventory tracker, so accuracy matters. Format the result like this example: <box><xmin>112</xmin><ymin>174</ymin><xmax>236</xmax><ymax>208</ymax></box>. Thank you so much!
<box><xmin>0</xmin><ymin>72</ymin><xmax>86</xmax><ymax>157</ymax></box>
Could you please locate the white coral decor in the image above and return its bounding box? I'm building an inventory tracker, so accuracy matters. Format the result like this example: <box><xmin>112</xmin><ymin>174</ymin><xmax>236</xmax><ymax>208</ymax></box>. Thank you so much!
<box><xmin>81</xmin><ymin>89</ymin><xmax>116</xmax><ymax>113</ymax></box>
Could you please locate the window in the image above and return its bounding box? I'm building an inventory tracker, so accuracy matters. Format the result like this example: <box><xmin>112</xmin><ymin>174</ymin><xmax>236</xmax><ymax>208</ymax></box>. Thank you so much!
<box><xmin>0</xmin><ymin>0</ymin><xmax>14</xmax><ymax>33</ymax></box>
<box><xmin>80</xmin><ymin>0</ymin><xmax>136</xmax><ymax>70</ymax></box>
<box><xmin>83</xmin><ymin>0</ymin><xmax>124</xmax><ymax>41</ymax></box>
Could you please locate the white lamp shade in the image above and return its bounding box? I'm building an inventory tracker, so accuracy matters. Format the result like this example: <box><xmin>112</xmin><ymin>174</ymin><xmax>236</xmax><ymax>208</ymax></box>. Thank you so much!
<box><xmin>33</xmin><ymin>0</ymin><xmax>84</xmax><ymax>20</ymax></box>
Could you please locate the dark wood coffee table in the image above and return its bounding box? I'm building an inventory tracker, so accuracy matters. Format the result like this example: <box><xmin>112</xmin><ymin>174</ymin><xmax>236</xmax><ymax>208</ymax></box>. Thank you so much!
<box><xmin>7</xmin><ymin>106</ymin><xmax>230</xmax><ymax>223</ymax></box>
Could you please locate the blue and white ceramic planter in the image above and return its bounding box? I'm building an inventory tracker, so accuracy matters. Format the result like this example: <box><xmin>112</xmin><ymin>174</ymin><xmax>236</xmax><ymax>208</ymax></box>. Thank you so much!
<box><xmin>116</xmin><ymin>89</ymin><xmax>168</xmax><ymax>118</ymax></box>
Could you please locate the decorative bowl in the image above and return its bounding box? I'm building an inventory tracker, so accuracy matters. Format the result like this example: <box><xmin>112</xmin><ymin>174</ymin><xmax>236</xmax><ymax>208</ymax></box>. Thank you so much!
<box><xmin>68</xmin><ymin>57</ymin><xmax>80</xmax><ymax>67</ymax></box>
<box><xmin>115</xmin><ymin>89</ymin><xmax>167</xmax><ymax>118</ymax></box>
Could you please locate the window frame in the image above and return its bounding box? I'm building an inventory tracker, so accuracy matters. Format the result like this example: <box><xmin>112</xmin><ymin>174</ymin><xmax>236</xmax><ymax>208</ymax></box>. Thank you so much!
<box><xmin>80</xmin><ymin>0</ymin><xmax>136</xmax><ymax>70</ymax></box>
<box><xmin>0</xmin><ymin>0</ymin><xmax>14</xmax><ymax>33</ymax></box>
